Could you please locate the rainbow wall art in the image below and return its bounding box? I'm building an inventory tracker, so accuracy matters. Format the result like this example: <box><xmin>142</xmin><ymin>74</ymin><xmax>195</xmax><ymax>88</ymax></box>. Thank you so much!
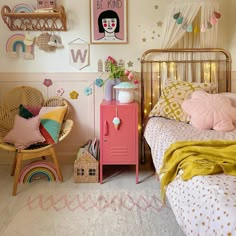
<box><xmin>12</xmin><ymin>3</ymin><xmax>35</xmax><ymax>13</ymax></box>
<box><xmin>19</xmin><ymin>161</ymin><xmax>59</xmax><ymax>184</ymax></box>
<box><xmin>6</xmin><ymin>34</ymin><xmax>34</xmax><ymax>59</ymax></box>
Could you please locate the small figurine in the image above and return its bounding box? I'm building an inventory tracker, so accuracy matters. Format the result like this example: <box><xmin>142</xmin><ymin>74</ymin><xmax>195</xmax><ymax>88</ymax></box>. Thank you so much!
<box><xmin>37</xmin><ymin>0</ymin><xmax>56</xmax><ymax>9</ymax></box>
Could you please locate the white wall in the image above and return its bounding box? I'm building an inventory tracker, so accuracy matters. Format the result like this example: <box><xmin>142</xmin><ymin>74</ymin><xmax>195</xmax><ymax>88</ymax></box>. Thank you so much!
<box><xmin>219</xmin><ymin>0</ymin><xmax>236</xmax><ymax>70</ymax></box>
<box><xmin>0</xmin><ymin>0</ymin><xmax>235</xmax><ymax>72</ymax></box>
<box><xmin>0</xmin><ymin>0</ymin><xmax>168</xmax><ymax>73</ymax></box>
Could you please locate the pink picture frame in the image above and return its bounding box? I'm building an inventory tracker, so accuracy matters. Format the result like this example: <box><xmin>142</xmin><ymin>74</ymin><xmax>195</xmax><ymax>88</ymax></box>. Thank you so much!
<box><xmin>90</xmin><ymin>0</ymin><xmax>128</xmax><ymax>44</ymax></box>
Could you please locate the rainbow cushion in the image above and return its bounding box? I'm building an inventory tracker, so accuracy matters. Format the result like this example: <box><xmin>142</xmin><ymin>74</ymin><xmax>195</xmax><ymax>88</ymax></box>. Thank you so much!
<box><xmin>39</xmin><ymin>106</ymin><xmax>67</xmax><ymax>144</ymax></box>
<box><xmin>19</xmin><ymin>104</ymin><xmax>41</xmax><ymax>118</ymax></box>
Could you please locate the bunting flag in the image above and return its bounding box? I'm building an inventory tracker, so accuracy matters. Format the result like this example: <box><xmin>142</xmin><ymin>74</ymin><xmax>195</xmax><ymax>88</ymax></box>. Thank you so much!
<box><xmin>173</xmin><ymin>10</ymin><xmax>221</xmax><ymax>33</ymax></box>
<box><xmin>69</xmin><ymin>38</ymin><xmax>90</xmax><ymax>70</ymax></box>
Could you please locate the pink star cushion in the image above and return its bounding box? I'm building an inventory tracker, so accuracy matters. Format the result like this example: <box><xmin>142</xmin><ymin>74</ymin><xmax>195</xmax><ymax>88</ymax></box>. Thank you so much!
<box><xmin>182</xmin><ymin>90</ymin><xmax>236</xmax><ymax>132</ymax></box>
<box><xmin>3</xmin><ymin>115</ymin><xmax>45</xmax><ymax>150</ymax></box>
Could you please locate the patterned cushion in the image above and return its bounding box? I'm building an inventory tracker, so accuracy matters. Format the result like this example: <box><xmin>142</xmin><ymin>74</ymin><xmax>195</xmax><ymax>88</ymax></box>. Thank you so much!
<box><xmin>39</xmin><ymin>106</ymin><xmax>67</xmax><ymax>144</ymax></box>
<box><xmin>19</xmin><ymin>104</ymin><xmax>41</xmax><ymax>118</ymax></box>
<box><xmin>3</xmin><ymin>115</ymin><xmax>45</xmax><ymax>150</ymax></box>
<box><xmin>149</xmin><ymin>79</ymin><xmax>217</xmax><ymax>122</ymax></box>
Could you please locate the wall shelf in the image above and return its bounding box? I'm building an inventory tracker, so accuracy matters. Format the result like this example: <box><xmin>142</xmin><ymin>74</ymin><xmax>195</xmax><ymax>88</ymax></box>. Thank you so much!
<box><xmin>1</xmin><ymin>5</ymin><xmax>67</xmax><ymax>31</ymax></box>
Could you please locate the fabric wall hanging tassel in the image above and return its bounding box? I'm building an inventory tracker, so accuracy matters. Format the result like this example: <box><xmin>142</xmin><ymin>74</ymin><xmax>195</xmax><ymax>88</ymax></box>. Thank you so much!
<box><xmin>214</xmin><ymin>11</ymin><xmax>221</xmax><ymax>19</ymax></box>
<box><xmin>182</xmin><ymin>23</ymin><xmax>187</xmax><ymax>30</ymax></box>
<box><xmin>210</xmin><ymin>16</ymin><xmax>217</xmax><ymax>25</ymax></box>
<box><xmin>176</xmin><ymin>16</ymin><xmax>183</xmax><ymax>24</ymax></box>
<box><xmin>187</xmin><ymin>24</ymin><xmax>193</xmax><ymax>33</ymax></box>
<box><xmin>207</xmin><ymin>21</ymin><xmax>212</xmax><ymax>29</ymax></box>
<box><xmin>194</xmin><ymin>25</ymin><xmax>200</xmax><ymax>33</ymax></box>
<box><xmin>173</xmin><ymin>12</ymin><xmax>183</xmax><ymax>24</ymax></box>
<box><xmin>201</xmin><ymin>24</ymin><xmax>206</xmax><ymax>32</ymax></box>
<box><xmin>173</xmin><ymin>12</ymin><xmax>180</xmax><ymax>20</ymax></box>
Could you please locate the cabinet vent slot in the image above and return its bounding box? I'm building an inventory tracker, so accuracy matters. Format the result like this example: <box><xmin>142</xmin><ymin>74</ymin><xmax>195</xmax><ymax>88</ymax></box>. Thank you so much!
<box><xmin>110</xmin><ymin>147</ymin><xmax>128</xmax><ymax>156</ymax></box>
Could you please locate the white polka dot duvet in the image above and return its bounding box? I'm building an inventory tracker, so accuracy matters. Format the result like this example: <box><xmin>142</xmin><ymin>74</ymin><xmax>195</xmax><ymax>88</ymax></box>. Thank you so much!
<box><xmin>144</xmin><ymin>117</ymin><xmax>236</xmax><ymax>236</ymax></box>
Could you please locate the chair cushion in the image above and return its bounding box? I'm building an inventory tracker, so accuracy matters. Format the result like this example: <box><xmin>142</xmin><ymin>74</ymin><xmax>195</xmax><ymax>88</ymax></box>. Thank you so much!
<box><xmin>3</xmin><ymin>115</ymin><xmax>45</xmax><ymax>150</ymax></box>
<box><xmin>39</xmin><ymin>106</ymin><xmax>67</xmax><ymax>144</ymax></box>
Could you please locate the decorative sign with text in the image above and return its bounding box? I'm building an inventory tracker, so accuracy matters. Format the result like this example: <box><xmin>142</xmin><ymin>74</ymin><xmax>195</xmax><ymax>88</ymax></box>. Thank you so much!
<box><xmin>90</xmin><ymin>0</ymin><xmax>128</xmax><ymax>44</ymax></box>
<box><xmin>69</xmin><ymin>38</ymin><xmax>90</xmax><ymax>70</ymax></box>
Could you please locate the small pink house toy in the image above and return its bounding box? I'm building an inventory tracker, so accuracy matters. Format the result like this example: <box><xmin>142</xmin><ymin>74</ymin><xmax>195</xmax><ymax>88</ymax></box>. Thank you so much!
<box><xmin>37</xmin><ymin>0</ymin><xmax>56</xmax><ymax>9</ymax></box>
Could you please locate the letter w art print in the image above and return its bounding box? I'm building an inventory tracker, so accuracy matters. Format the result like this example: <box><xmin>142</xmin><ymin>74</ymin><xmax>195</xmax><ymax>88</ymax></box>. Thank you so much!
<box><xmin>69</xmin><ymin>38</ymin><xmax>90</xmax><ymax>70</ymax></box>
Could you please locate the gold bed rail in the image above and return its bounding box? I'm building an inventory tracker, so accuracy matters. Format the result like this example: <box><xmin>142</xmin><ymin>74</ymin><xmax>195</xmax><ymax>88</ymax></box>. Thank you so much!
<box><xmin>140</xmin><ymin>48</ymin><xmax>232</xmax><ymax>163</ymax></box>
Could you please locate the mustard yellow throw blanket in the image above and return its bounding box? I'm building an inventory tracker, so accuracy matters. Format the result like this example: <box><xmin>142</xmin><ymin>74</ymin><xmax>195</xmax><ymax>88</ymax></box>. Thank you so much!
<box><xmin>160</xmin><ymin>140</ymin><xmax>236</xmax><ymax>201</ymax></box>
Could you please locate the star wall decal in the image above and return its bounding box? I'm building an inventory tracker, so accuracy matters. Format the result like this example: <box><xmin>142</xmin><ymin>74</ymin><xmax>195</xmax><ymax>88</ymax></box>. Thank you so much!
<box><xmin>127</xmin><ymin>61</ymin><xmax>133</xmax><ymax>67</ymax></box>
<box><xmin>154</xmin><ymin>5</ymin><xmax>159</xmax><ymax>10</ymax></box>
<box><xmin>142</xmin><ymin>38</ymin><xmax>147</xmax><ymax>42</ymax></box>
<box><xmin>157</xmin><ymin>21</ymin><xmax>163</xmax><ymax>27</ymax></box>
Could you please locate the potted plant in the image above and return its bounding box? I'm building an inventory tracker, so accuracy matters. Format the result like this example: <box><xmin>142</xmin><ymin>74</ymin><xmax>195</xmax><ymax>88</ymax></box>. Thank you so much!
<box><xmin>104</xmin><ymin>56</ymin><xmax>138</xmax><ymax>101</ymax></box>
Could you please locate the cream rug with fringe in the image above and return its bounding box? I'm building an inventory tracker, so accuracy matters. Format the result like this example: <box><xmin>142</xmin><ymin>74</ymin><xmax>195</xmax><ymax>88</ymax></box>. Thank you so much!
<box><xmin>0</xmin><ymin>164</ymin><xmax>185</xmax><ymax>236</ymax></box>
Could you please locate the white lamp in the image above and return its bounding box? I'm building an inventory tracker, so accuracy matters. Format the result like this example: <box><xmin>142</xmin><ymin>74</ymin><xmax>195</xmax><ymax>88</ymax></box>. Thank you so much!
<box><xmin>114</xmin><ymin>82</ymin><xmax>138</xmax><ymax>103</ymax></box>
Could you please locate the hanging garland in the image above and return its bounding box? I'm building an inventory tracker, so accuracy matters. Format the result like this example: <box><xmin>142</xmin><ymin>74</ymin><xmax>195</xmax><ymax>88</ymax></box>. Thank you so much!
<box><xmin>173</xmin><ymin>10</ymin><xmax>221</xmax><ymax>33</ymax></box>
<box><xmin>41</xmin><ymin>57</ymin><xmax>135</xmax><ymax>100</ymax></box>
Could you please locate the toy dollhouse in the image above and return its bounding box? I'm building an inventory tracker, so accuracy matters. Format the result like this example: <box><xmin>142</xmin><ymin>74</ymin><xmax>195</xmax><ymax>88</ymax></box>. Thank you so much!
<box><xmin>37</xmin><ymin>0</ymin><xmax>56</xmax><ymax>9</ymax></box>
<box><xmin>74</xmin><ymin>151</ymin><xmax>99</xmax><ymax>183</ymax></box>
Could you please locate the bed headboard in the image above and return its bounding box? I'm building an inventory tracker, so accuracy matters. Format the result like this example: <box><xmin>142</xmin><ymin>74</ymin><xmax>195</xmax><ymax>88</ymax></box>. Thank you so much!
<box><xmin>140</xmin><ymin>48</ymin><xmax>232</xmax><ymax>162</ymax></box>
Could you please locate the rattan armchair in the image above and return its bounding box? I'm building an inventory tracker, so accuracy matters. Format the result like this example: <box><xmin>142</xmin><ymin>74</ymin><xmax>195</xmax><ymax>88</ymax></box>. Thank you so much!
<box><xmin>0</xmin><ymin>86</ymin><xmax>73</xmax><ymax>196</ymax></box>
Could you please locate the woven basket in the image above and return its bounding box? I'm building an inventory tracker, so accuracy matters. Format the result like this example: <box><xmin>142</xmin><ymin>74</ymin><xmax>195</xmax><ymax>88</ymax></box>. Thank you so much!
<box><xmin>74</xmin><ymin>151</ymin><xmax>99</xmax><ymax>183</ymax></box>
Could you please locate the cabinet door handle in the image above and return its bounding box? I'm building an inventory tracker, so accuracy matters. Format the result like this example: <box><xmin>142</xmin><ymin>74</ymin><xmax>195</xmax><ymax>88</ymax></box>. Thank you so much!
<box><xmin>104</xmin><ymin>120</ymin><xmax>108</xmax><ymax>136</ymax></box>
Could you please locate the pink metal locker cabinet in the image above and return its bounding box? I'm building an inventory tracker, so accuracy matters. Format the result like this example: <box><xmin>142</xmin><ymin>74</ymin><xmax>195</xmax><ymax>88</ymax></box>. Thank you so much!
<box><xmin>100</xmin><ymin>100</ymin><xmax>138</xmax><ymax>184</ymax></box>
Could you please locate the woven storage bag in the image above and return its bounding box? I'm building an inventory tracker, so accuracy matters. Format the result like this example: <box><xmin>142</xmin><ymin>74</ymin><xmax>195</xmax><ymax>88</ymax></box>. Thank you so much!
<box><xmin>74</xmin><ymin>151</ymin><xmax>99</xmax><ymax>183</ymax></box>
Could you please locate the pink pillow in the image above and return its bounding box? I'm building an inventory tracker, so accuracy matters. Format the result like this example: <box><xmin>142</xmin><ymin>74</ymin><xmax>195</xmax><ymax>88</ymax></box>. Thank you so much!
<box><xmin>221</xmin><ymin>92</ymin><xmax>236</xmax><ymax>108</ymax></box>
<box><xmin>182</xmin><ymin>90</ymin><xmax>236</xmax><ymax>132</ymax></box>
<box><xmin>3</xmin><ymin>115</ymin><xmax>45</xmax><ymax>150</ymax></box>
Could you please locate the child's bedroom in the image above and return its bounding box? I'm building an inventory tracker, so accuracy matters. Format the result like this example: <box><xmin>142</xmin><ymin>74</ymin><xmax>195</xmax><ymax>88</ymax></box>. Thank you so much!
<box><xmin>0</xmin><ymin>0</ymin><xmax>236</xmax><ymax>235</ymax></box>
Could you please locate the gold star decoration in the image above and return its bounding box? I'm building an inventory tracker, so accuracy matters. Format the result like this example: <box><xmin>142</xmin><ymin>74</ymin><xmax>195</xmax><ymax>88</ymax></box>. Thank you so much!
<box><xmin>142</xmin><ymin>38</ymin><xmax>147</xmax><ymax>42</ymax></box>
<box><xmin>154</xmin><ymin>5</ymin><xmax>159</xmax><ymax>10</ymax></box>
<box><xmin>157</xmin><ymin>21</ymin><xmax>163</xmax><ymax>27</ymax></box>
<box><xmin>127</xmin><ymin>61</ymin><xmax>133</xmax><ymax>67</ymax></box>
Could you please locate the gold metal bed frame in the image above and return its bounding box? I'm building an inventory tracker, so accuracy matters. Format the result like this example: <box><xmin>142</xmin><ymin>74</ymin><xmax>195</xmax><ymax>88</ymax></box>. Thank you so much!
<box><xmin>140</xmin><ymin>48</ymin><xmax>232</xmax><ymax>163</ymax></box>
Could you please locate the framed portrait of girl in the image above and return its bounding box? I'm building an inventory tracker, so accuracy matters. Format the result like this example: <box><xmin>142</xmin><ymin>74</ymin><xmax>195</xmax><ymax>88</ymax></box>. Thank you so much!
<box><xmin>90</xmin><ymin>0</ymin><xmax>128</xmax><ymax>44</ymax></box>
